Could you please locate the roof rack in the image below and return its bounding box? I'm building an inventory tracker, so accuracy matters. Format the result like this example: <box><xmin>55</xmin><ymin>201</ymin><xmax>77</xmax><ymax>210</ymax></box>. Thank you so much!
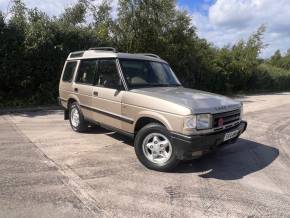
<box><xmin>89</xmin><ymin>47</ymin><xmax>117</xmax><ymax>52</ymax></box>
<box><xmin>137</xmin><ymin>53</ymin><xmax>160</xmax><ymax>59</ymax></box>
<box><xmin>69</xmin><ymin>51</ymin><xmax>84</xmax><ymax>58</ymax></box>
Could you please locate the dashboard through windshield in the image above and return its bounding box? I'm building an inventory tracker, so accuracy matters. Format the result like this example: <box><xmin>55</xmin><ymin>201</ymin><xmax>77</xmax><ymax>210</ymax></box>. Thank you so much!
<box><xmin>119</xmin><ymin>59</ymin><xmax>181</xmax><ymax>89</ymax></box>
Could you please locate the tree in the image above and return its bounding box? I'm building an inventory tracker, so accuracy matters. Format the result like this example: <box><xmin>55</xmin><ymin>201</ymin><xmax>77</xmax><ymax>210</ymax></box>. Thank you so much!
<box><xmin>60</xmin><ymin>1</ymin><xmax>86</xmax><ymax>26</ymax></box>
<box><xmin>269</xmin><ymin>50</ymin><xmax>282</xmax><ymax>67</ymax></box>
<box><xmin>9</xmin><ymin>0</ymin><xmax>27</xmax><ymax>29</ymax></box>
<box><xmin>115</xmin><ymin>0</ymin><xmax>176</xmax><ymax>52</ymax></box>
<box><xmin>213</xmin><ymin>25</ymin><xmax>267</xmax><ymax>91</ymax></box>
<box><xmin>91</xmin><ymin>0</ymin><xmax>113</xmax><ymax>44</ymax></box>
<box><xmin>280</xmin><ymin>49</ymin><xmax>290</xmax><ymax>70</ymax></box>
<box><xmin>1</xmin><ymin>1</ymin><xmax>290</xmax><ymax>107</ymax></box>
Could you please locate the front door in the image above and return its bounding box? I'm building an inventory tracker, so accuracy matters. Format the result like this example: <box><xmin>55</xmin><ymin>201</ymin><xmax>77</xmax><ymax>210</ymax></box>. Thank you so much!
<box><xmin>92</xmin><ymin>59</ymin><xmax>127</xmax><ymax>129</ymax></box>
<box><xmin>73</xmin><ymin>59</ymin><xmax>98</xmax><ymax>120</ymax></box>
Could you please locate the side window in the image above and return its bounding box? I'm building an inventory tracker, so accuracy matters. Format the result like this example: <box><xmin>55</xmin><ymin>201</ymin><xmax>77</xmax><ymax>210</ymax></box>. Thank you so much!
<box><xmin>76</xmin><ymin>60</ymin><xmax>97</xmax><ymax>84</ymax></box>
<box><xmin>62</xmin><ymin>61</ymin><xmax>77</xmax><ymax>82</ymax></box>
<box><xmin>120</xmin><ymin>60</ymin><xmax>150</xmax><ymax>85</ymax></box>
<box><xmin>97</xmin><ymin>59</ymin><xmax>122</xmax><ymax>89</ymax></box>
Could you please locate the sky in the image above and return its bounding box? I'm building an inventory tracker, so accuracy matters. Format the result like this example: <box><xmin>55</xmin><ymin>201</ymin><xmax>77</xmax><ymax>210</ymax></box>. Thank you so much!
<box><xmin>1</xmin><ymin>0</ymin><xmax>290</xmax><ymax>58</ymax></box>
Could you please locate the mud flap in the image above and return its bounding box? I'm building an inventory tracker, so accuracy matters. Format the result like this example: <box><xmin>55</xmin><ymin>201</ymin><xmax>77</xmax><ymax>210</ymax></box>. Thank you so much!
<box><xmin>64</xmin><ymin>109</ymin><xmax>69</xmax><ymax>120</ymax></box>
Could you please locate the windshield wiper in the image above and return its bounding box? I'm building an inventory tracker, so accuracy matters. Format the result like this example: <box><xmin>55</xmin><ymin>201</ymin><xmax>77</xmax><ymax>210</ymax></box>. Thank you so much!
<box><xmin>149</xmin><ymin>84</ymin><xmax>181</xmax><ymax>87</ymax></box>
<box><xmin>129</xmin><ymin>84</ymin><xmax>181</xmax><ymax>89</ymax></box>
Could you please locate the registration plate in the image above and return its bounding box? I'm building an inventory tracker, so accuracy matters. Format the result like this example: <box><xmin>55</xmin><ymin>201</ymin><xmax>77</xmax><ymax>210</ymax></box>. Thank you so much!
<box><xmin>224</xmin><ymin>130</ymin><xmax>239</xmax><ymax>141</ymax></box>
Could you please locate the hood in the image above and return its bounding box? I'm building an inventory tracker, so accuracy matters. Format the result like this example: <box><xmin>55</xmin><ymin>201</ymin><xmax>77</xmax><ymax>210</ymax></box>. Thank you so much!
<box><xmin>131</xmin><ymin>87</ymin><xmax>241</xmax><ymax>114</ymax></box>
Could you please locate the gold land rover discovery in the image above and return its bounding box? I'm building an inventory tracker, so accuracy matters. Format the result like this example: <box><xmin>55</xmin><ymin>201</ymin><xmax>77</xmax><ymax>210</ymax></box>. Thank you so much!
<box><xmin>58</xmin><ymin>47</ymin><xmax>247</xmax><ymax>171</ymax></box>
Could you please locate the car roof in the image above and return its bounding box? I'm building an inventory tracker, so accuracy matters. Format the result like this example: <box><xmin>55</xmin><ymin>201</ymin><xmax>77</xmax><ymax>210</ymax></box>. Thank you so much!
<box><xmin>66</xmin><ymin>50</ymin><xmax>168</xmax><ymax>63</ymax></box>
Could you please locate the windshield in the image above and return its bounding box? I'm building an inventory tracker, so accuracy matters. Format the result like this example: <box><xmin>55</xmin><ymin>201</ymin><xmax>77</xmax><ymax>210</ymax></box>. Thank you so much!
<box><xmin>119</xmin><ymin>59</ymin><xmax>181</xmax><ymax>89</ymax></box>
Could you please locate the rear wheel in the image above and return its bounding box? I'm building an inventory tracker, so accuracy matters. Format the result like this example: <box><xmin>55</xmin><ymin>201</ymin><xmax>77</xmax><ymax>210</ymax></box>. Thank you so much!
<box><xmin>69</xmin><ymin>102</ymin><xmax>88</xmax><ymax>132</ymax></box>
<box><xmin>134</xmin><ymin>123</ymin><xmax>179</xmax><ymax>171</ymax></box>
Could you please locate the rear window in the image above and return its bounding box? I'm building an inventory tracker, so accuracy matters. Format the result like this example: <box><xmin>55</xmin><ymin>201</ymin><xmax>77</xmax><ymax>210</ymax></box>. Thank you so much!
<box><xmin>62</xmin><ymin>61</ymin><xmax>77</xmax><ymax>82</ymax></box>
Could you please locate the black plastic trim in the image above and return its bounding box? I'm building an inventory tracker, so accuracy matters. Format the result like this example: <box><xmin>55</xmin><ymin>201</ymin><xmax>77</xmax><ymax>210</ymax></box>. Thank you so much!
<box><xmin>170</xmin><ymin>121</ymin><xmax>247</xmax><ymax>160</ymax></box>
<box><xmin>85</xmin><ymin>117</ymin><xmax>134</xmax><ymax>139</ymax></box>
<box><xmin>80</xmin><ymin>104</ymin><xmax>134</xmax><ymax>124</ymax></box>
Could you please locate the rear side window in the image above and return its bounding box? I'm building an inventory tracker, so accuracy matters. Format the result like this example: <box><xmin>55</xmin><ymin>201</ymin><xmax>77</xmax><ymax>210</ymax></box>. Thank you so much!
<box><xmin>62</xmin><ymin>61</ymin><xmax>77</xmax><ymax>82</ymax></box>
<box><xmin>76</xmin><ymin>60</ymin><xmax>97</xmax><ymax>84</ymax></box>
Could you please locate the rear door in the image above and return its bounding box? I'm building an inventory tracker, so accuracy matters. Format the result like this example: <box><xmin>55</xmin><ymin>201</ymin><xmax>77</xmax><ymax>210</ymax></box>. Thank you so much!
<box><xmin>73</xmin><ymin>59</ymin><xmax>98</xmax><ymax>120</ymax></box>
<box><xmin>59</xmin><ymin>61</ymin><xmax>78</xmax><ymax>102</ymax></box>
<box><xmin>91</xmin><ymin>59</ymin><xmax>129</xmax><ymax>129</ymax></box>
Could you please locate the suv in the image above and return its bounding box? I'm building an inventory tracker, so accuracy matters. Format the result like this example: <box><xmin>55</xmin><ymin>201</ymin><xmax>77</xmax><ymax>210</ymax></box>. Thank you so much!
<box><xmin>58</xmin><ymin>47</ymin><xmax>247</xmax><ymax>171</ymax></box>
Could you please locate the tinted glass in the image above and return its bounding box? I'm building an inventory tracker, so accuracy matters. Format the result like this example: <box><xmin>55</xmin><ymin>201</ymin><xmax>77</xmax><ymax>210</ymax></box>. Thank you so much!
<box><xmin>97</xmin><ymin>59</ymin><xmax>122</xmax><ymax>89</ymax></box>
<box><xmin>62</xmin><ymin>61</ymin><xmax>77</xmax><ymax>82</ymax></box>
<box><xmin>76</xmin><ymin>60</ymin><xmax>97</xmax><ymax>84</ymax></box>
<box><xmin>119</xmin><ymin>59</ymin><xmax>181</xmax><ymax>88</ymax></box>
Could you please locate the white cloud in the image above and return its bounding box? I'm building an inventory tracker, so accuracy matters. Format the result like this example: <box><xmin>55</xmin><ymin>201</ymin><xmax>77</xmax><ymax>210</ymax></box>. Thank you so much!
<box><xmin>190</xmin><ymin>0</ymin><xmax>290</xmax><ymax>57</ymax></box>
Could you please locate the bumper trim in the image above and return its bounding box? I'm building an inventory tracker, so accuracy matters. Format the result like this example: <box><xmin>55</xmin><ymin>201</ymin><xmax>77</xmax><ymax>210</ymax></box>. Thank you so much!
<box><xmin>171</xmin><ymin>121</ymin><xmax>247</xmax><ymax>160</ymax></box>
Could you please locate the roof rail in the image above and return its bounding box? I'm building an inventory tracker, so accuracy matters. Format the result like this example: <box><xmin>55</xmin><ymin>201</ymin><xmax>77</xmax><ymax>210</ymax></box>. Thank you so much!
<box><xmin>89</xmin><ymin>47</ymin><xmax>117</xmax><ymax>52</ymax></box>
<box><xmin>69</xmin><ymin>51</ymin><xmax>84</xmax><ymax>58</ymax></box>
<box><xmin>137</xmin><ymin>53</ymin><xmax>160</xmax><ymax>59</ymax></box>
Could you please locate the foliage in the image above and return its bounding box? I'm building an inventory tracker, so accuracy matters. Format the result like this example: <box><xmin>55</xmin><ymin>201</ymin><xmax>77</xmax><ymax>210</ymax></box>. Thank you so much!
<box><xmin>268</xmin><ymin>49</ymin><xmax>290</xmax><ymax>70</ymax></box>
<box><xmin>255</xmin><ymin>63</ymin><xmax>290</xmax><ymax>91</ymax></box>
<box><xmin>0</xmin><ymin>0</ymin><xmax>290</xmax><ymax>107</ymax></box>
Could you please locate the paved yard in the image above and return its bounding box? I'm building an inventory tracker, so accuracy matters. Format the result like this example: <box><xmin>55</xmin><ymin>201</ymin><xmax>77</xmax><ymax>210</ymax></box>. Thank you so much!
<box><xmin>1</xmin><ymin>93</ymin><xmax>290</xmax><ymax>217</ymax></box>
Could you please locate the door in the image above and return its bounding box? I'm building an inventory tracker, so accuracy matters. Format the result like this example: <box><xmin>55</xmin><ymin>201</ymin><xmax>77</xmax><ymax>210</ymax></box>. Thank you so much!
<box><xmin>73</xmin><ymin>59</ymin><xmax>98</xmax><ymax>119</ymax></box>
<box><xmin>59</xmin><ymin>61</ymin><xmax>78</xmax><ymax>101</ymax></box>
<box><xmin>91</xmin><ymin>59</ymin><xmax>127</xmax><ymax>129</ymax></box>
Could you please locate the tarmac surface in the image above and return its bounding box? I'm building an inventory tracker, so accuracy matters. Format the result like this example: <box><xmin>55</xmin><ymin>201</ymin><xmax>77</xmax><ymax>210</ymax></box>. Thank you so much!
<box><xmin>0</xmin><ymin>92</ymin><xmax>290</xmax><ymax>217</ymax></box>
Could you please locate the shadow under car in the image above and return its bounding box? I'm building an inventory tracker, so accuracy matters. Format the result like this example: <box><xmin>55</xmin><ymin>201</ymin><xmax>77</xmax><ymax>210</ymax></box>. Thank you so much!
<box><xmin>174</xmin><ymin>138</ymin><xmax>279</xmax><ymax>180</ymax></box>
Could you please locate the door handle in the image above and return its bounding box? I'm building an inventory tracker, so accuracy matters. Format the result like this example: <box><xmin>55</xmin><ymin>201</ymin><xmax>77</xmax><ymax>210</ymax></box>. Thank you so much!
<box><xmin>93</xmin><ymin>91</ymin><xmax>98</xmax><ymax>96</ymax></box>
<box><xmin>74</xmin><ymin>88</ymin><xmax>78</xmax><ymax>92</ymax></box>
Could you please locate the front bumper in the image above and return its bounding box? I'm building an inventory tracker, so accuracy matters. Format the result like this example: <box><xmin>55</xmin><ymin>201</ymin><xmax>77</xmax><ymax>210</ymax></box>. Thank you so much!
<box><xmin>171</xmin><ymin>121</ymin><xmax>247</xmax><ymax>160</ymax></box>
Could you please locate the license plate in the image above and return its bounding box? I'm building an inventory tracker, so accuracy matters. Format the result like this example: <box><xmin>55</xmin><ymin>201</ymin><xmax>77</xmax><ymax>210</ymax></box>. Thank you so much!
<box><xmin>224</xmin><ymin>130</ymin><xmax>239</xmax><ymax>141</ymax></box>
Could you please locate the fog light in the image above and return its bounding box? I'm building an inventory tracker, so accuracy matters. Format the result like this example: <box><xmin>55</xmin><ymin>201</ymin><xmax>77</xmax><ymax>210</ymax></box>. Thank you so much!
<box><xmin>192</xmin><ymin>151</ymin><xmax>203</xmax><ymax>157</ymax></box>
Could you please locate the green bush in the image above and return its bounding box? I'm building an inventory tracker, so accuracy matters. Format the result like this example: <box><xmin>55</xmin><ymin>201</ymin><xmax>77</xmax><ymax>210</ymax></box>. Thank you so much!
<box><xmin>254</xmin><ymin>64</ymin><xmax>290</xmax><ymax>91</ymax></box>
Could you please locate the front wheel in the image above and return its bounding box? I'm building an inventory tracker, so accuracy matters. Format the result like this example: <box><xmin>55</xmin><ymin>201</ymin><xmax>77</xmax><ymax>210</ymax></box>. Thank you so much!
<box><xmin>69</xmin><ymin>102</ymin><xmax>88</xmax><ymax>132</ymax></box>
<box><xmin>134</xmin><ymin>123</ymin><xmax>179</xmax><ymax>171</ymax></box>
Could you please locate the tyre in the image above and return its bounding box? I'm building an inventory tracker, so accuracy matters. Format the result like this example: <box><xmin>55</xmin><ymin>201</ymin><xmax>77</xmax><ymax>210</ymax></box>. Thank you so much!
<box><xmin>68</xmin><ymin>102</ymin><xmax>88</xmax><ymax>132</ymax></box>
<box><xmin>134</xmin><ymin>123</ymin><xmax>179</xmax><ymax>171</ymax></box>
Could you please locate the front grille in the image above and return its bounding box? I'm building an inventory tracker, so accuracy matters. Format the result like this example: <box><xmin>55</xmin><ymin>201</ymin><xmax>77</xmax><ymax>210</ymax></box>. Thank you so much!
<box><xmin>212</xmin><ymin>109</ymin><xmax>240</xmax><ymax>128</ymax></box>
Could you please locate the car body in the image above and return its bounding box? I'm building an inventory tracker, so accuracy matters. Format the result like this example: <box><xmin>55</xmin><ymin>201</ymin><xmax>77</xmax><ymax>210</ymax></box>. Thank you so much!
<box><xmin>58</xmin><ymin>47</ymin><xmax>247</xmax><ymax>171</ymax></box>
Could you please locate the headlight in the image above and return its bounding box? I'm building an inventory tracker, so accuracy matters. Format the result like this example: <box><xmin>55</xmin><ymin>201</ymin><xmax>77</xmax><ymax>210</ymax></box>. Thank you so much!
<box><xmin>184</xmin><ymin>116</ymin><xmax>196</xmax><ymax>129</ymax></box>
<box><xmin>183</xmin><ymin>114</ymin><xmax>211</xmax><ymax>130</ymax></box>
<box><xmin>196</xmin><ymin>114</ymin><xmax>211</xmax><ymax>129</ymax></box>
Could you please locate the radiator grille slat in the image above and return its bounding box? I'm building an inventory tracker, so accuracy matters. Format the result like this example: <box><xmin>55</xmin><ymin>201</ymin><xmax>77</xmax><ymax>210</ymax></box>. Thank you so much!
<box><xmin>212</xmin><ymin>109</ymin><xmax>240</xmax><ymax>128</ymax></box>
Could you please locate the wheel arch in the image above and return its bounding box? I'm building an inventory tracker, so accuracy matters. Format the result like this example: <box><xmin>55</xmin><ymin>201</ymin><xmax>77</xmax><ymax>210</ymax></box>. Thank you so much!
<box><xmin>134</xmin><ymin>113</ymin><xmax>173</xmax><ymax>133</ymax></box>
<box><xmin>66</xmin><ymin>94</ymin><xmax>80</xmax><ymax>108</ymax></box>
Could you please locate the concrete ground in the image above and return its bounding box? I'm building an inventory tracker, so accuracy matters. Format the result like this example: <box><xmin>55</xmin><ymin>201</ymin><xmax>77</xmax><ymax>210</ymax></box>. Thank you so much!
<box><xmin>0</xmin><ymin>92</ymin><xmax>290</xmax><ymax>218</ymax></box>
